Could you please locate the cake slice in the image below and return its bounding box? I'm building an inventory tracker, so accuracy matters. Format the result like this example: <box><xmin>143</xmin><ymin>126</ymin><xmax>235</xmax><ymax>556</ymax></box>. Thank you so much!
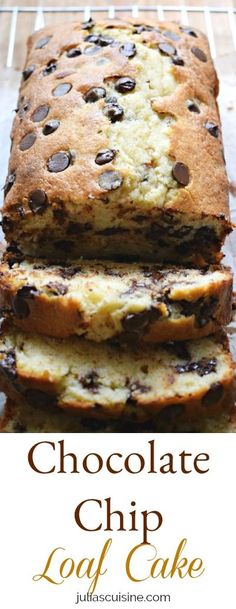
<box><xmin>0</xmin><ymin>327</ymin><xmax>234</xmax><ymax>421</ymax></box>
<box><xmin>2</xmin><ymin>18</ymin><xmax>231</xmax><ymax>264</ymax></box>
<box><xmin>0</xmin><ymin>257</ymin><xmax>232</xmax><ymax>342</ymax></box>
<box><xmin>1</xmin><ymin>397</ymin><xmax>236</xmax><ymax>433</ymax></box>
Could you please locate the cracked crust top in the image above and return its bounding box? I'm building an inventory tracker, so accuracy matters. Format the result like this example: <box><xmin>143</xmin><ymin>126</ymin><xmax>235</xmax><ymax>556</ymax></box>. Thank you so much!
<box><xmin>2</xmin><ymin>18</ymin><xmax>231</xmax><ymax>260</ymax></box>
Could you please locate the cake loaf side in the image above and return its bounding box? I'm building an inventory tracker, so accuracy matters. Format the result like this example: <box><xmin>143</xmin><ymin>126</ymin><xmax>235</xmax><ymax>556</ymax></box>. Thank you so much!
<box><xmin>2</xmin><ymin>18</ymin><xmax>231</xmax><ymax>264</ymax></box>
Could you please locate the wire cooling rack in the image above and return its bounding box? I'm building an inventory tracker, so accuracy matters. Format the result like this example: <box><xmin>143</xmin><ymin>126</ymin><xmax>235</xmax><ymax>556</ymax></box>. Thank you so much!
<box><xmin>0</xmin><ymin>4</ymin><xmax>236</xmax><ymax>69</ymax></box>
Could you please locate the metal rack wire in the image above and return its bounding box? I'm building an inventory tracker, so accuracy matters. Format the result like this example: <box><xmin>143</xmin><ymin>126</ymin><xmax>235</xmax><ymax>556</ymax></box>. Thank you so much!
<box><xmin>0</xmin><ymin>5</ymin><xmax>236</xmax><ymax>68</ymax></box>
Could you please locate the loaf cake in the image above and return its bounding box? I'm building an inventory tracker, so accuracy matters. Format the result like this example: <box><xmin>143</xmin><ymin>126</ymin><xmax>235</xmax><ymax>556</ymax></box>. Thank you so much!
<box><xmin>0</xmin><ymin>256</ymin><xmax>232</xmax><ymax>341</ymax></box>
<box><xmin>1</xmin><ymin>397</ymin><xmax>236</xmax><ymax>433</ymax></box>
<box><xmin>0</xmin><ymin>327</ymin><xmax>234</xmax><ymax>421</ymax></box>
<box><xmin>2</xmin><ymin>18</ymin><xmax>231</xmax><ymax>264</ymax></box>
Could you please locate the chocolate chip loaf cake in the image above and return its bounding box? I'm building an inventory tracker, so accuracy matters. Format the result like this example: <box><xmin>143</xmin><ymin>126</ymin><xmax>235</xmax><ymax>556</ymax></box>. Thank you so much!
<box><xmin>2</xmin><ymin>18</ymin><xmax>231</xmax><ymax>264</ymax></box>
<box><xmin>0</xmin><ymin>257</ymin><xmax>232</xmax><ymax>341</ymax></box>
<box><xmin>0</xmin><ymin>327</ymin><xmax>234</xmax><ymax>421</ymax></box>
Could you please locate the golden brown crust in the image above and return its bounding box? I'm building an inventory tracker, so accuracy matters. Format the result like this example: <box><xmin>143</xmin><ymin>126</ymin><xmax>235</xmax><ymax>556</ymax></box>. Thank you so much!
<box><xmin>2</xmin><ymin>18</ymin><xmax>231</xmax><ymax>263</ymax></box>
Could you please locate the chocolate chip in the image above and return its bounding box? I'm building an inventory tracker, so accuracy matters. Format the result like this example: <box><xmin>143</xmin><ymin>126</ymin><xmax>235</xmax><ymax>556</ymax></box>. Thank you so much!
<box><xmin>47</xmin><ymin>151</ymin><xmax>71</xmax><ymax>172</ymax></box>
<box><xmin>98</xmin><ymin>170</ymin><xmax>123</xmax><ymax>191</ymax></box>
<box><xmin>46</xmin><ymin>282</ymin><xmax>68</xmax><ymax>295</ymax></box>
<box><xmin>129</xmin><ymin>381</ymin><xmax>151</xmax><ymax>394</ymax></box>
<box><xmin>43</xmin><ymin>60</ymin><xmax>57</xmax><ymax>76</ymax></box>
<box><xmin>31</xmin><ymin>104</ymin><xmax>49</xmax><ymax>122</ymax></box>
<box><xmin>163</xmin><ymin>30</ymin><xmax>180</xmax><ymax>41</ymax></box>
<box><xmin>133</xmin><ymin>24</ymin><xmax>155</xmax><ymax>34</ymax></box>
<box><xmin>19</xmin><ymin>132</ymin><xmax>36</xmax><ymax>151</ymax></box>
<box><xmin>58</xmin><ymin>266</ymin><xmax>82</xmax><ymax>279</ymax></box>
<box><xmin>180</xmin><ymin>296</ymin><xmax>217</xmax><ymax>327</ymax></box>
<box><xmin>164</xmin><ymin>342</ymin><xmax>190</xmax><ymax>360</ymax></box>
<box><xmin>180</xmin><ymin>26</ymin><xmax>198</xmax><ymax>37</ymax></box>
<box><xmin>0</xmin><ymin>351</ymin><xmax>16</xmax><ymax>380</ymax></box>
<box><xmin>84</xmin><ymin>45</ymin><xmax>101</xmax><ymax>55</ymax></box>
<box><xmin>29</xmin><ymin>189</ymin><xmax>48</xmax><ymax>214</ymax></box>
<box><xmin>176</xmin><ymin>357</ymin><xmax>217</xmax><ymax>377</ymax></box>
<box><xmin>81</xmin><ymin>17</ymin><xmax>95</xmax><ymax>30</ymax></box>
<box><xmin>52</xmin><ymin>206</ymin><xmax>66</xmax><ymax>224</ymax></box>
<box><xmin>119</xmin><ymin>43</ymin><xmax>137</xmax><ymax>58</ymax></box>
<box><xmin>35</xmin><ymin>35</ymin><xmax>52</xmax><ymax>49</ymax></box>
<box><xmin>98</xmin><ymin>35</ymin><xmax>114</xmax><ymax>46</ymax></box>
<box><xmin>67</xmin><ymin>47</ymin><xmax>82</xmax><ymax>57</ymax></box>
<box><xmin>13</xmin><ymin>285</ymin><xmax>38</xmax><ymax>318</ymax></box>
<box><xmin>187</xmin><ymin>100</ymin><xmax>200</xmax><ymax>113</ymax></box>
<box><xmin>205</xmin><ymin>121</ymin><xmax>219</xmax><ymax>138</ymax></box>
<box><xmin>43</xmin><ymin>119</ymin><xmax>60</xmax><ymax>135</ymax></box>
<box><xmin>24</xmin><ymin>389</ymin><xmax>55</xmax><ymax>408</ymax></box>
<box><xmin>84</xmin><ymin>34</ymin><xmax>113</xmax><ymax>46</ymax></box>
<box><xmin>196</xmin><ymin>226</ymin><xmax>219</xmax><ymax>246</ymax></box>
<box><xmin>115</xmin><ymin>77</ymin><xmax>136</xmax><ymax>93</ymax></box>
<box><xmin>52</xmin><ymin>83</ymin><xmax>72</xmax><ymax>96</ymax></box>
<box><xmin>202</xmin><ymin>382</ymin><xmax>224</xmax><ymax>406</ymax></box>
<box><xmin>84</xmin><ymin>34</ymin><xmax>99</xmax><ymax>43</ymax></box>
<box><xmin>17</xmin><ymin>99</ymin><xmax>31</xmax><ymax>118</ymax></box>
<box><xmin>191</xmin><ymin>47</ymin><xmax>207</xmax><ymax>62</ymax></box>
<box><xmin>79</xmin><ymin>370</ymin><xmax>100</xmax><ymax>393</ymax></box>
<box><xmin>22</xmin><ymin>65</ymin><xmax>35</xmax><ymax>81</ymax></box>
<box><xmin>105</xmin><ymin>269</ymin><xmax>121</xmax><ymax>277</ymax></box>
<box><xmin>83</xmin><ymin>87</ymin><xmax>106</xmax><ymax>102</ymax></box>
<box><xmin>123</xmin><ymin>311</ymin><xmax>149</xmax><ymax>333</ymax></box>
<box><xmin>172</xmin><ymin>55</ymin><xmax>184</xmax><ymax>66</ymax></box>
<box><xmin>158</xmin><ymin>42</ymin><xmax>176</xmax><ymax>56</ymax></box>
<box><xmin>4</xmin><ymin>172</ymin><xmax>16</xmax><ymax>197</ymax></box>
<box><xmin>172</xmin><ymin>162</ymin><xmax>190</xmax><ymax>186</ymax></box>
<box><xmin>103</xmin><ymin>102</ymin><xmax>124</xmax><ymax>122</ymax></box>
<box><xmin>95</xmin><ymin>149</ymin><xmax>116</xmax><ymax>165</ymax></box>
<box><xmin>1</xmin><ymin>215</ymin><xmax>14</xmax><ymax>233</ymax></box>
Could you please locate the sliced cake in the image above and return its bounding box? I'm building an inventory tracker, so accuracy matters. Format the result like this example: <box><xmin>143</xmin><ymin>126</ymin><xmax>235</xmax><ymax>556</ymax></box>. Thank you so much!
<box><xmin>0</xmin><ymin>327</ymin><xmax>234</xmax><ymax>421</ymax></box>
<box><xmin>1</xmin><ymin>397</ymin><xmax>236</xmax><ymax>433</ymax></box>
<box><xmin>0</xmin><ymin>257</ymin><xmax>232</xmax><ymax>342</ymax></box>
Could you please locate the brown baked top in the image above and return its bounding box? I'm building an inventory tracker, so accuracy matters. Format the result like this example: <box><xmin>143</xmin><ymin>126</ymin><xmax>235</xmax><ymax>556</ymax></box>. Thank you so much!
<box><xmin>2</xmin><ymin>18</ymin><xmax>230</xmax><ymax>256</ymax></box>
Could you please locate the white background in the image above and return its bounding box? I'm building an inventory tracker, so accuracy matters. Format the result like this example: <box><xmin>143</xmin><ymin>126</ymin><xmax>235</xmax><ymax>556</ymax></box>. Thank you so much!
<box><xmin>0</xmin><ymin>433</ymin><xmax>235</xmax><ymax>609</ymax></box>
